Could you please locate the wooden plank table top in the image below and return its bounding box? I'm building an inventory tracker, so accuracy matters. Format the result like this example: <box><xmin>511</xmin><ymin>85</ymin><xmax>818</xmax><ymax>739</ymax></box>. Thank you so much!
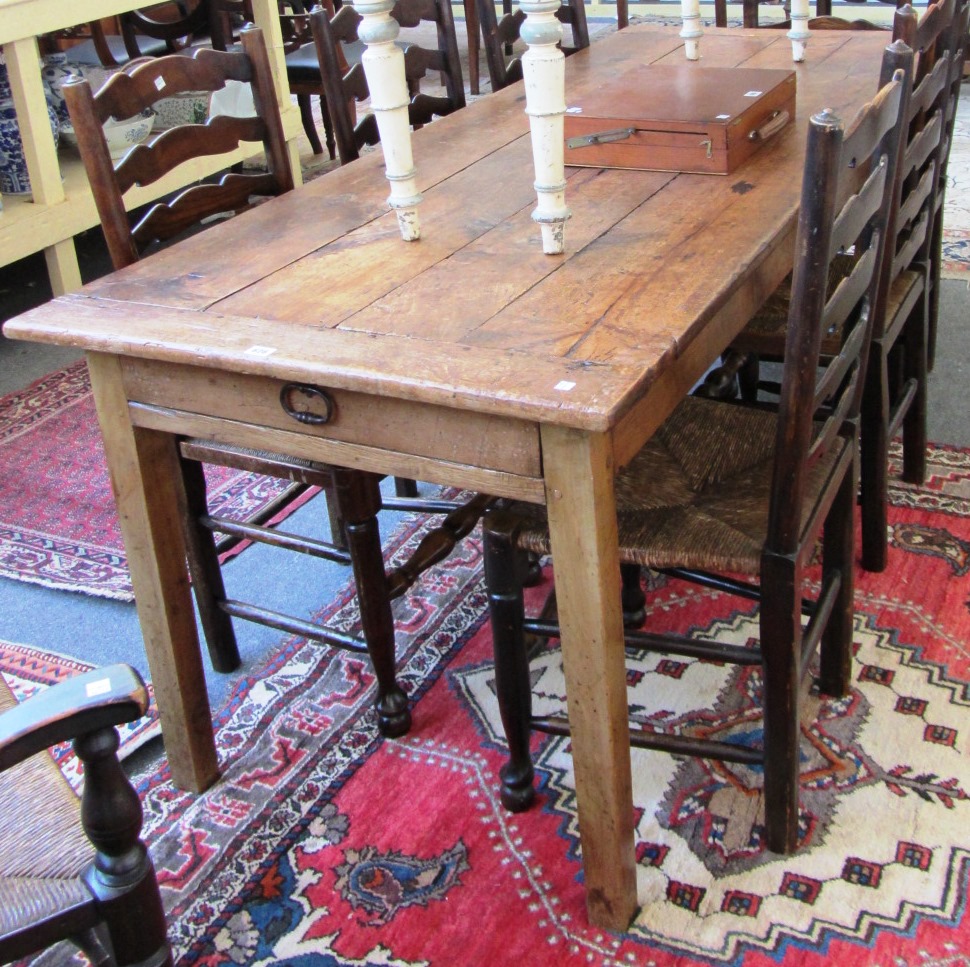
<box><xmin>3</xmin><ymin>23</ymin><xmax>891</xmax><ymax>931</ymax></box>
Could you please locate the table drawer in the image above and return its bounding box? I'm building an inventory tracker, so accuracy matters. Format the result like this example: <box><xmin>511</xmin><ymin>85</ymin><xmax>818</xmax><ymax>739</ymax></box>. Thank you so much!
<box><xmin>120</xmin><ymin>357</ymin><xmax>542</xmax><ymax>479</ymax></box>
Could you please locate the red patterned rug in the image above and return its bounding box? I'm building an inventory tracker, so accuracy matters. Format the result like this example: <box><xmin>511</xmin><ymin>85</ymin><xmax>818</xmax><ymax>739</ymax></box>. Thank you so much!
<box><xmin>0</xmin><ymin>639</ymin><xmax>160</xmax><ymax>781</ymax></box>
<box><xmin>27</xmin><ymin>443</ymin><xmax>970</xmax><ymax>967</ymax></box>
<box><xmin>0</xmin><ymin>361</ymin><xmax>315</xmax><ymax>600</ymax></box>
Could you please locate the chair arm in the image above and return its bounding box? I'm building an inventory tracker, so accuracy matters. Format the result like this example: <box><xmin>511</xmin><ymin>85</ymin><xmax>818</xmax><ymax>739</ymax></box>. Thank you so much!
<box><xmin>0</xmin><ymin>664</ymin><xmax>148</xmax><ymax>774</ymax></box>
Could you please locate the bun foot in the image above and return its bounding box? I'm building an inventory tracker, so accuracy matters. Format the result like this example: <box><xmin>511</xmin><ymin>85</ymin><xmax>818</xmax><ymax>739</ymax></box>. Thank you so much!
<box><xmin>376</xmin><ymin>689</ymin><xmax>411</xmax><ymax>737</ymax></box>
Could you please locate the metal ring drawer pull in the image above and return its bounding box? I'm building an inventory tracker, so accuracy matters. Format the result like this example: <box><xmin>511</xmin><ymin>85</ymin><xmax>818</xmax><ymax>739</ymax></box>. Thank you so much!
<box><xmin>279</xmin><ymin>383</ymin><xmax>335</xmax><ymax>425</ymax></box>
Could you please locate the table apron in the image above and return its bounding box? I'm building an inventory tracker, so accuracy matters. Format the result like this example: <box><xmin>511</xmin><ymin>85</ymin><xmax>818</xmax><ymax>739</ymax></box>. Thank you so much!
<box><xmin>120</xmin><ymin>355</ymin><xmax>547</xmax><ymax>503</ymax></box>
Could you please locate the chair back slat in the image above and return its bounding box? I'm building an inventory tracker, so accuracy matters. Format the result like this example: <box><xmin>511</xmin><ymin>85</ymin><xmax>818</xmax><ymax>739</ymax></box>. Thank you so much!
<box><xmin>132</xmin><ymin>171</ymin><xmax>280</xmax><ymax>249</ymax></box>
<box><xmin>311</xmin><ymin>0</ymin><xmax>465</xmax><ymax>165</ymax></box>
<box><xmin>62</xmin><ymin>26</ymin><xmax>293</xmax><ymax>271</ymax></box>
<box><xmin>114</xmin><ymin>115</ymin><xmax>267</xmax><ymax>193</ymax></box>
<box><xmin>766</xmin><ymin>54</ymin><xmax>910</xmax><ymax>553</ymax></box>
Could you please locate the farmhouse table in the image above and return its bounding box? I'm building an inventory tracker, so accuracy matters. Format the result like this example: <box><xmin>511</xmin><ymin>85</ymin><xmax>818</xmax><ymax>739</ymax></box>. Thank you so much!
<box><xmin>3</xmin><ymin>24</ymin><xmax>890</xmax><ymax>930</ymax></box>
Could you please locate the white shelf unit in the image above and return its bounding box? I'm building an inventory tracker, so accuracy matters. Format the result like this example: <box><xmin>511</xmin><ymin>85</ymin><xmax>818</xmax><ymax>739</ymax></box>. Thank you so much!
<box><xmin>0</xmin><ymin>0</ymin><xmax>302</xmax><ymax>296</ymax></box>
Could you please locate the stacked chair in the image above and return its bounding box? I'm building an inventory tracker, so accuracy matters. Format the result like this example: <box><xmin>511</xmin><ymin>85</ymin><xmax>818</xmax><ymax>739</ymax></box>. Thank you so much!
<box><xmin>481</xmin><ymin>42</ymin><xmax>912</xmax><ymax>853</ymax></box>
<box><xmin>310</xmin><ymin>0</ymin><xmax>466</xmax><ymax>166</ymax></box>
<box><xmin>63</xmin><ymin>26</ymin><xmax>488</xmax><ymax>738</ymax></box>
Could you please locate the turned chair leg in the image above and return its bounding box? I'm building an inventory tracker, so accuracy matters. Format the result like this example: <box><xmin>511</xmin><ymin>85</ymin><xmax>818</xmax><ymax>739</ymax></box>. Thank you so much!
<box><xmin>860</xmin><ymin>346</ymin><xmax>890</xmax><ymax>573</ymax></box>
<box><xmin>621</xmin><ymin>562</ymin><xmax>646</xmax><ymax>628</ymax></box>
<box><xmin>483</xmin><ymin>509</ymin><xmax>536</xmax><ymax>812</ymax></box>
<box><xmin>297</xmin><ymin>92</ymin><xmax>324</xmax><ymax>156</ymax></box>
<box><xmin>819</xmin><ymin>461</ymin><xmax>855</xmax><ymax>697</ymax></box>
<box><xmin>177</xmin><ymin>454</ymin><xmax>242</xmax><ymax>674</ymax></box>
<box><xmin>738</xmin><ymin>352</ymin><xmax>761</xmax><ymax>404</ymax></box>
<box><xmin>902</xmin><ymin>298</ymin><xmax>928</xmax><ymax>486</ymax></box>
<box><xmin>319</xmin><ymin>94</ymin><xmax>336</xmax><ymax>161</ymax></box>
<box><xmin>333</xmin><ymin>467</ymin><xmax>411</xmax><ymax>738</ymax></box>
<box><xmin>759</xmin><ymin>553</ymin><xmax>802</xmax><ymax>854</ymax></box>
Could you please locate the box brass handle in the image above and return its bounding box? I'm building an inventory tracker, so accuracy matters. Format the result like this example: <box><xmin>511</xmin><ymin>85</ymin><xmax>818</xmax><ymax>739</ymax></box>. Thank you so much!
<box><xmin>566</xmin><ymin>126</ymin><xmax>636</xmax><ymax>149</ymax></box>
<box><xmin>748</xmin><ymin>110</ymin><xmax>791</xmax><ymax>143</ymax></box>
<box><xmin>280</xmin><ymin>383</ymin><xmax>335</xmax><ymax>425</ymax></box>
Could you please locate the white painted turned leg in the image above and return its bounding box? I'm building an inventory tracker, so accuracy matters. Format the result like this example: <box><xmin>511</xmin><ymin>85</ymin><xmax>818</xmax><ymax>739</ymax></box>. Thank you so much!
<box><xmin>354</xmin><ymin>0</ymin><xmax>422</xmax><ymax>240</ymax></box>
<box><xmin>788</xmin><ymin>0</ymin><xmax>810</xmax><ymax>62</ymax></box>
<box><xmin>519</xmin><ymin>0</ymin><xmax>570</xmax><ymax>255</ymax></box>
<box><xmin>680</xmin><ymin>0</ymin><xmax>702</xmax><ymax>61</ymax></box>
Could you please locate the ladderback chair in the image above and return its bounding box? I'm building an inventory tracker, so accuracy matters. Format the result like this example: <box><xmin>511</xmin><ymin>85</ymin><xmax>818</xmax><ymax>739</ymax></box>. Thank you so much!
<box><xmin>927</xmin><ymin>0</ymin><xmax>970</xmax><ymax>368</ymax></box>
<box><xmin>701</xmin><ymin>0</ymin><xmax>960</xmax><ymax>573</ymax></box>
<box><xmin>476</xmin><ymin>0</ymin><xmax>589</xmax><ymax>92</ymax></box>
<box><xmin>311</xmin><ymin>0</ymin><xmax>466</xmax><ymax>165</ymax></box>
<box><xmin>61</xmin><ymin>26</ymin><xmax>482</xmax><ymax>738</ymax></box>
<box><xmin>0</xmin><ymin>664</ymin><xmax>171</xmax><ymax>967</ymax></box>
<box><xmin>482</xmin><ymin>47</ymin><xmax>910</xmax><ymax>854</ymax></box>
<box><xmin>62</xmin><ymin>25</ymin><xmax>293</xmax><ymax>270</ymax></box>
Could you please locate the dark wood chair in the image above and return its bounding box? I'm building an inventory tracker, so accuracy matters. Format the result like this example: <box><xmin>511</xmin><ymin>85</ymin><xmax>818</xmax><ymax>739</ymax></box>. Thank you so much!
<box><xmin>0</xmin><ymin>664</ymin><xmax>171</xmax><ymax>967</ymax></box>
<box><xmin>279</xmin><ymin>0</ymin><xmax>341</xmax><ymax>157</ymax></box>
<box><xmin>61</xmin><ymin>27</ymin><xmax>487</xmax><ymax>737</ymax></box>
<box><xmin>700</xmin><ymin>0</ymin><xmax>962</xmax><ymax>573</ymax></box>
<box><xmin>482</xmin><ymin>45</ymin><xmax>911</xmax><ymax>854</ymax></box>
<box><xmin>765</xmin><ymin>14</ymin><xmax>886</xmax><ymax>30</ymax></box>
<box><xmin>476</xmin><ymin>0</ymin><xmax>589</xmax><ymax>92</ymax></box>
<box><xmin>927</xmin><ymin>0</ymin><xmax>970</xmax><ymax>368</ymax></box>
<box><xmin>53</xmin><ymin>4</ymin><xmax>204</xmax><ymax>68</ymax></box>
<box><xmin>311</xmin><ymin>0</ymin><xmax>466</xmax><ymax>166</ymax></box>
<box><xmin>61</xmin><ymin>0</ymin><xmax>247</xmax><ymax>69</ymax></box>
<box><xmin>62</xmin><ymin>25</ymin><xmax>293</xmax><ymax>271</ymax></box>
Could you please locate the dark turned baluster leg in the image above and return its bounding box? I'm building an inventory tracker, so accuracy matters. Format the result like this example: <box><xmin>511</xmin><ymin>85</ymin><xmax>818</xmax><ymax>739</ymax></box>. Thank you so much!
<box><xmin>394</xmin><ymin>477</ymin><xmax>420</xmax><ymax>498</ymax></box>
<box><xmin>334</xmin><ymin>467</ymin><xmax>411</xmax><ymax>738</ymax></box>
<box><xmin>901</xmin><ymin>298</ymin><xmax>928</xmax><ymax>486</ymax></box>
<box><xmin>818</xmin><ymin>461</ymin><xmax>855</xmax><ymax>697</ymax></box>
<box><xmin>297</xmin><ymin>93</ymin><xmax>323</xmax><ymax>155</ymax></box>
<box><xmin>177</xmin><ymin>454</ymin><xmax>241</xmax><ymax>673</ymax></box>
<box><xmin>75</xmin><ymin>727</ymin><xmax>173</xmax><ymax>967</ymax></box>
<box><xmin>320</xmin><ymin>475</ymin><xmax>348</xmax><ymax>552</ymax></box>
<box><xmin>860</xmin><ymin>346</ymin><xmax>890</xmax><ymax>573</ymax></box>
<box><xmin>759</xmin><ymin>552</ymin><xmax>802</xmax><ymax>854</ymax></box>
<box><xmin>522</xmin><ymin>552</ymin><xmax>543</xmax><ymax>587</ymax></box>
<box><xmin>621</xmin><ymin>562</ymin><xmax>645</xmax><ymax>629</ymax></box>
<box><xmin>319</xmin><ymin>95</ymin><xmax>336</xmax><ymax>161</ymax></box>
<box><xmin>738</xmin><ymin>352</ymin><xmax>761</xmax><ymax>404</ymax></box>
<box><xmin>483</xmin><ymin>509</ymin><xmax>536</xmax><ymax>812</ymax></box>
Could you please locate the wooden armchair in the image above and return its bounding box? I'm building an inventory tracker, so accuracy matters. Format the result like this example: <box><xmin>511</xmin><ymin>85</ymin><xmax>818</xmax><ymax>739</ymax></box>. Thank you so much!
<box><xmin>0</xmin><ymin>664</ymin><xmax>171</xmax><ymax>967</ymax></box>
<box><xmin>482</xmin><ymin>46</ymin><xmax>910</xmax><ymax>853</ymax></box>
<box><xmin>476</xmin><ymin>0</ymin><xmax>589</xmax><ymax>92</ymax></box>
<box><xmin>310</xmin><ymin>0</ymin><xmax>466</xmax><ymax>165</ymax></box>
<box><xmin>61</xmin><ymin>26</ymin><xmax>488</xmax><ymax>736</ymax></box>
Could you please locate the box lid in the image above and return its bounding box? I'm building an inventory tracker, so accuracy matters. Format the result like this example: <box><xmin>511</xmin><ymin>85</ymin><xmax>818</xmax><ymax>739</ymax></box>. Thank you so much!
<box><xmin>565</xmin><ymin>65</ymin><xmax>797</xmax><ymax>133</ymax></box>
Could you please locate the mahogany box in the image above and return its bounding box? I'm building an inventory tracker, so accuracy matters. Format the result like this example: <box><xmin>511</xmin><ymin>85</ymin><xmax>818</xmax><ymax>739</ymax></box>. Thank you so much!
<box><xmin>563</xmin><ymin>65</ymin><xmax>797</xmax><ymax>175</ymax></box>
